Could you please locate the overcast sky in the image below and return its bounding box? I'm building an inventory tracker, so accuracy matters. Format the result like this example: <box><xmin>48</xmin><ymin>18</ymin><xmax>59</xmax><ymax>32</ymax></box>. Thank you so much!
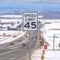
<box><xmin>0</xmin><ymin>0</ymin><xmax>60</xmax><ymax>2</ymax></box>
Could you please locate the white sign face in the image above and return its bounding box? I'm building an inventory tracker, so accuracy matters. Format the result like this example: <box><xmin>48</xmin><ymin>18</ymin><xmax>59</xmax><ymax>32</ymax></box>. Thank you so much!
<box><xmin>23</xmin><ymin>12</ymin><xmax>37</xmax><ymax>30</ymax></box>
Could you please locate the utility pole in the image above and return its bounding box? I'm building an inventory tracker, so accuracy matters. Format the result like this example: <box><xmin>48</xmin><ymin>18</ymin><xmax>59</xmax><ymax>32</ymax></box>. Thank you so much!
<box><xmin>53</xmin><ymin>34</ymin><xmax>55</xmax><ymax>51</ymax></box>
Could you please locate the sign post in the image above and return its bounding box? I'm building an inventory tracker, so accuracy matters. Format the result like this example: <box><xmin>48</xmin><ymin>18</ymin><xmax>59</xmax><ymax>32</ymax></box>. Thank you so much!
<box><xmin>23</xmin><ymin>12</ymin><xmax>38</xmax><ymax>60</ymax></box>
<box><xmin>53</xmin><ymin>34</ymin><xmax>59</xmax><ymax>51</ymax></box>
<box><xmin>53</xmin><ymin>34</ymin><xmax>55</xmax><ymax>51</ymax></box>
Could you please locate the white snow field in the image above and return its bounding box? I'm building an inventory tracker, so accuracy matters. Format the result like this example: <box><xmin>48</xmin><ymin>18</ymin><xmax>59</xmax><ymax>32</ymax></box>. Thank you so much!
<box><xmin>0</xmin><ymin>15</ymin><xmax>26</xmax><ymax>45</ymax></box>
<box><xmin>41</xmin><ymin>22</ymin><xmax>60</xmax><ymax>49</ymax></box>
<box><xmin>0</xmin><ymin>31</ymin><xmax>26</xmax><ymax>45</ymax></box>
<box><xmin>31</xmin><ymin>49</ymin><xmax>60</xmax><ymax>60</ymax></box>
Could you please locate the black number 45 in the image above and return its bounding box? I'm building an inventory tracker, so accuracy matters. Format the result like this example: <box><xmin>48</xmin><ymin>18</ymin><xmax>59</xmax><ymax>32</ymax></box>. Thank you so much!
<box><xmin>24</xmin><ymin>22</ymin><xmax>36</xmax><ymax>29</ymax></box>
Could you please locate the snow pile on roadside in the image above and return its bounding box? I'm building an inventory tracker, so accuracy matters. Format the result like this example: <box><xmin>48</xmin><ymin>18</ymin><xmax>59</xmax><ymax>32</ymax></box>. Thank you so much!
<box><xmin>44</xmin><ymin>51</ymin><xmax>60</xmax><ymax>60</ymax></box>
<box><xmin>31</xmin><ymin>49</ymin><xmax>42</xmax><ymax>60</ymax></box>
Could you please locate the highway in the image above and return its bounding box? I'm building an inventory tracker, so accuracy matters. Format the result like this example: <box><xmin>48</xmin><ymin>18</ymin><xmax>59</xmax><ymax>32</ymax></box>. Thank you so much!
<box><xmin>0</xmin><ymin>21</ymin><xmax>42</xmax><ymax>60</ymax></box>
<box><xmin>0</xmin><ymin>30</ymin><xmax>39</xmax><ymax>60</ymax></box>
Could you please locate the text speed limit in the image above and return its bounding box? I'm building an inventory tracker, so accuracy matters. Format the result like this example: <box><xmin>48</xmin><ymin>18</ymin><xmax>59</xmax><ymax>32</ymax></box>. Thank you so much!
<box><xmin>23</xmin><ymin>12</ymin><xmax>38</xmax><ymax>30</ymax></box>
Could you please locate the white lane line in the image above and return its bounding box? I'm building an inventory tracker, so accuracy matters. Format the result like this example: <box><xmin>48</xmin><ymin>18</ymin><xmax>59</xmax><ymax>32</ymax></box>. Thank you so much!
<box><xmin>9</xmin><ymin>58</ymin><xmax>15</xmax><ymax>60</ymax></box>
<box><xmin>0</xmin><ymin>58</ymin><xmax>15</xmax><ymax>59</ymax></box>
<box><xmin>0</xmin><ymin>48</ymin><xmax>19</xmax><ymax>55</ymax></box>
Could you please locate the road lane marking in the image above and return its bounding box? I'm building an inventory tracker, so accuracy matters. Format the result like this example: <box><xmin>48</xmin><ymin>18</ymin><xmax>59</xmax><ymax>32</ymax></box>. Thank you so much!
<box><xmin>8</xmin><ymin>44</ymin><xmax>21</xmax><ymax>49</ymax></box>
<box><xmin>9</xmin><ymin>58</ymin><xmax>15</xmax><ymax>60</ymax></box>
<box><xmin>0</xmin><ymin>48</ymin><xmax>20</xmax><ymax>55</ymax></box>
<box><xmin>0</xmin><ymin>58</ymin><xmax>15</xmax><ymax>59</ymax></box>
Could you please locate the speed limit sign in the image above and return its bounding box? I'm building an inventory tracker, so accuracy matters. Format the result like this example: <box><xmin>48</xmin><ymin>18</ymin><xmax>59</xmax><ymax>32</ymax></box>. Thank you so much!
<box><xmin>23</xmin><ymin>12</ymin><xmax>38</xmax><ymax>30</ymax></box>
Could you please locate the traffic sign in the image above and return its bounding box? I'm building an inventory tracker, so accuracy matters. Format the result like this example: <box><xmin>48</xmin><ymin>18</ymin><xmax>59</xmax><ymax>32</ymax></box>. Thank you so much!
<box><xmin>54</xmin><ymin>35</ymin><xmax>59</xmax><ymax>38</ymax></box>
<box><xmin>23</xmin><ymin>12</ymin><xmax>38</xmax><ymax>30</ymax></box>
